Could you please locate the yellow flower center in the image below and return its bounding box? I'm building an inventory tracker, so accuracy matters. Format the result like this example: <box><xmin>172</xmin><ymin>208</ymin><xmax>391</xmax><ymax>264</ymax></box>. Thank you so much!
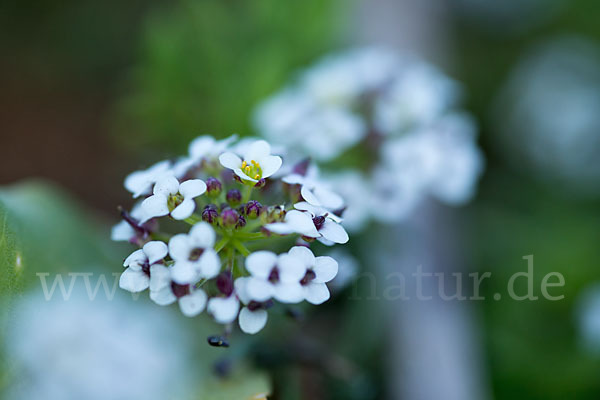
<box><xmin>241</xmin><ymin>160</ymin><xmax>262</xmax><ymax>180</ymax></box>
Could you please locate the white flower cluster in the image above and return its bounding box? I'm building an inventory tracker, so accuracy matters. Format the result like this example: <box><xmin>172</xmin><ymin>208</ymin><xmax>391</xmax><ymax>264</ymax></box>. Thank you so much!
<box><xmin>254</xmin><ymin>47</ymin><xmax>484</xmax><ymax>231</ymax></box>
<box><xmin>113</xmin><ymin>136</ymin><xmax>348</xmax><ymax>336</ymax></box>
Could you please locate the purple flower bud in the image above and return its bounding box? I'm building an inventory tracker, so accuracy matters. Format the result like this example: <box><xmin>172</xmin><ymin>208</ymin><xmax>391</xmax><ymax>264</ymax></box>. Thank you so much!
<box><xmin>244</xmin><ymin>200</ymin><xmax>262</xmax><ymax>219</ymax></box>
<box><xmin>263</xmin><ymin>205</ymin><xmax>285</xmax><ymax>223</ymax></box>
<box><xmin>171</xmin><ymin>282</ymin><xmax>190</xmax><ymax>298</ymax></box>
<box><xmin>226</xmin><ymin>189</ymin><xmax>242</xmax><ymax>206</ymax></box>
<box><xmin>216</xmin><ymin>272</ymin><xmax>234</xmax><ymax>296</ymax></box>
<box><xmin>202</xmin><ymin>204</ymin><xmax>219</xmax><ymax>224</ymax></box>
<box><xmin>254</xmin><ymin>178</ymin><xmax>266</xmax><ymax>188</ymax></box>
<box><xmin>206</xmin><ymin>177</ymin><xmax>222</xmax><ymax>197</ymax></box>
<box><xmin>221</xmin><ymin>207</ymin><xmax>239</xmax><ymax>228</ymax></box>
<box><xmin>236</xmin><ymin>215</ymin><xmax>247</xmax><ymax>229</ymax></box>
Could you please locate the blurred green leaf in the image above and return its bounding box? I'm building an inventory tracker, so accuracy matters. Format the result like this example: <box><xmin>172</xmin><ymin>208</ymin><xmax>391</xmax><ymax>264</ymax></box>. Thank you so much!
<box><xmin>199</xmin><ymin>365</ymin><xmax>271</xmax><ymax>400</ymax></box>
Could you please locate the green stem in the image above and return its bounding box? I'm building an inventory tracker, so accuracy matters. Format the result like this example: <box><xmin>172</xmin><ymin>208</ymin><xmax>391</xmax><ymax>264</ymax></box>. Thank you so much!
<box><xmin>234</xmin><ymin>231</ymin><xmax>266</xmax><ymax>241</ymax></box>
<box><xmin>184</xmin><ymin>213</ymin><xmax>203</xmax><ymax>225</ymax></box>
<box><xmin>231</xmin><ymin>239</ymin><xmax>251</xmax><ymax>256</ymax></box>
<box><xmin>215</xmin><ymin>236</ymin><xmax>230</xmax><ymax>253</ymax></box>
<box><xmin>242</xmin><ymin>185</ymin><xmax>253</xmax><ymax>203</ymax></box>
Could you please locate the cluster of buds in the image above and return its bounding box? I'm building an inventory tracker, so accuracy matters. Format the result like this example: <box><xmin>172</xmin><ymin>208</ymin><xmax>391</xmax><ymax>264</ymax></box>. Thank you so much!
<box><xmin>113</xmin><ymin>136</ymin><xmax>348</xmax><ymax>338</ymax></box>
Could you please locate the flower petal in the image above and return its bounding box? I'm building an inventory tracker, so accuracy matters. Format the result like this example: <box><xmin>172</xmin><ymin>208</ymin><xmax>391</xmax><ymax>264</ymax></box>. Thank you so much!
<box><xmin>286</xmin><ymin>210</ymin><xmax>320</xmax><ymax>237</ymax></box>
<box><xmin>123</xmin><ymin>249</ymin><xmax>146</xmax><ymax>269</ymax></box>
<box><xmin>246</xmin><ymin>277</ymin><xmax>274</xmax><ymax>302</ymax></box>
<box><xmin>319</xmin><ymin>220</ymin><xmax>349</xmax><ymax>244</ymax></box>
<box><xmin>304</xmin><ymin>282</ymin><xmax>330</xmax><ymax>305</ymax></box>
<box><xmin>234</xmin><ymin>168</ymin><xmax>257</xmax><ymax>182</ymax></box>
<box><xmin>287</xmin><ymin>246</ymin><xmax>315</xmax><ymax>269</ymax></box>
<box><xmin>300</xmin><ymin>186</ymin><xmax>322</xmax><ymax>207</ymax></box>
<box><xmin>141</xmin><ymin>194</ymin><xmax>169</xmax><ymax>221</ymax></box>
<box><xmin>244</xmin><ymin>140</ymin><xmax>271</xmax><ymax>162</ymax></box>
<box><xmin>313</xmin><ymin>256</ymin><xmax>338</xmax><ymax>283</ymax></box>
<box><xmin>150</xmin><ymin>285</ymin><xmax>177</xmax><ymax>306</ymax></box>
<box><xmin>189</xmin><ymin>222</ymin><xmax>216</xmax><ymax>248</ymax></box>
<box><xmin>179</xmin><ymin>289</ymin><xmax>207</xmax><ymax>317</ymax></box>
<box><xmin>274</xmin><ymin>282</ymin><xmax>304</xmax><ymax>303</ymax></box>
<box><xmin>179</xmin><ymin>179</ymin><xmax>207</xmax><ymax>198</ymax></box>
<box><xmin>143</xmin><ymin>241</ymin><xmax>168</xmax><ymax>264</ymax></box>
<box><xmin>246</xmin><ymin>251</ymin><xmax>277</xmax><ymax>279</ymax></box>
<box><xmin>219</xmin><ymin>152</ymin><xmax>242</xmax><ymax>170</ymax></box>
<box><xmin>207</xmin><ymin>296</ymin><xmax>240</xmax><ymax>323</ymax></box>
<box><xmin>239</xmin><ymin>307</ymin><xmax>268</xmax><ymax>334</ymax></box>
<box><xmin>234</xmin><ymin>277</ymin><xmax>251</xmax><ymax>304</ymax></box>
<box><xmin>111</xmin><ymin>221</ymin><xmax>134</xmax><ymax>242</ymax></box>
<box><xmin>171</xmin><ymin>199</ymin><xmax>196</xmax><ymax>220</ymax></box>
<box><xmin>198</xmin><ymin>249</ymin><xmax>220</xmax><ymax>279</ymax></box>
<box><xmin>119</xmin><ymin>268</ymin><xmax>149</xmax><ymax>293</ymax></box>
<box><xmin>168</xmin><ymin>234</ymin><xmax>192</xmax><ymax>261</ymax></box>
<box><xmin>149</xmin><ymin>264</ymin><xmax>171</xmax><ymax>291</ymax></box>
<box><xmin>312</xmin><ymin>186</ymin><xmax>344</xmax><ymax>210</ymax></box>
<box><xmin>171</xmin><ymin>261</ymin><xmax>199</xmax><ymax>285</ymax></box>
<box><xmin>277</xmin><ymin>253</ymin><xmax>307</xmax><ymax>283</ymax></box>
<box><xmin>259</xmin><ymin>155</ymin><xmax>282</xmax><ymax>179</ymax></box>
<box><xmin>189</xmin><ymin>136</ymin><xmax>216</xmax><ymax>159</ymax></box>
<box><xmin>153</xmin><ymin>175</ymin><xmax>180</xmax><ymax>196</ymax></box>
<box><xmin>282</xmin><ymin>174</ymin><xmax>305</xmax><ymax>185</ymax></box>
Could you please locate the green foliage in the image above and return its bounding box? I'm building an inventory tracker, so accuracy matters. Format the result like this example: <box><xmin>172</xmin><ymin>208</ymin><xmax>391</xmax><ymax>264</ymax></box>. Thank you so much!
<box><xmin>198</xmin><ymin>365</ymin><xmax>271</xmax><ymax>400</ymax></box>
<box><xmin>114</xmin><ymin>0</ymin><xmax>346</xmax><ymax>153</ymax></box>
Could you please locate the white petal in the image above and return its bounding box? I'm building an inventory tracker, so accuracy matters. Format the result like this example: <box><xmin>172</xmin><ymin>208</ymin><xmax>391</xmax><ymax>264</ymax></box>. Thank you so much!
<box><xmin>149</xmin><ymin>264</ymin><xmax>171</xmax><ymax>291</ymax></box>
<box><xmin>246</xmin><ymin>277</ymin><xmax>274</xmax><ymax>302</ymax></box>
<box><xmin>119</xmin><ymin>268</ymin><xmax>149</xmax><ymax>293</ymax></box>
<box><xmin>234</xmin><ymin>277</ymin><xmax>251</xmax><ymax>304</ymax></box>
<box><xmin>274</xmin><ymin>282</ymin><xmax>305</xmax><ymax>303</ymax></box>
<box><xmin>287</xmin><ymin>246</ymin><xmax>316</xmax><ymax>269</ymax></box>
<box><xmin>111</xmin><ymin>221</ymin><xmax>134</xmax><ymax>242</ymax></box>
<box><xmin>171</xmin><ymin>261</ymin><xmax>199</xmax><ymax>285</ymax></box>
<box><xmin>143</xmin><ymin>241</ymin><xmax>168</xmax><ymax>264</ymax></box>
<box><xmin>198</xmin><ymin>249</ymin><xmax>220</xmax><ymax>279</ymax></box>
<box><xmin>171</xmin><ymin>199</ymin><xmax>196</xmax><ymax>220</ymax></box>
<box><xmin>282</xmin><ymin>174</ymin><xmax>305</xmax><ymax>185</ymax></box>
<box><xmin>153</xmin><ymin>175</ymin><xmax>180</xmax><ymax>195</ymax></box>
<box><xmin>168</xmin><ymin>234</ymin><xmax>192</xmax><ymax>261</ymax></box>
<box><xmin>319</xmin><ymin>220</ymin><xmax>349</xmax><ymax>244</ymax></box>
<box><xmin>300</xmin><ymin>186</ymin><xmax>322</xmax><ymax>207</ymax></box>
<box><xmin>312</xmin><ymin>186</ymin><xmax>344</xmax><ymax>210</ymax></box>
<box><xmin>141</xmin><ymin>194</ymin><xmax>169</xmax><ymax>221</ymax></box>
<box><xmin>179</xmin><ymin>289</ymin><xmax>207</xmax><ymax>317</ymax></box>
<box><xmin>124</xmin><ymin>160</ymin><xmax>171</xmax><ymax>198</ymax></box>
<box><xmin>246</xmin><ymin>251</ymin><xmax>277</xmax><ymax>279</ymax></box>
<box><xmin>219</xmin><ymin>152</ymin><xmax>242</xmax><ymax>170</ymax></box>
<box><xmin>189</xmin><ymin>136</ymin><xmax>216</xmax><ymax>159</ymax></box>
<box><xmin>277</xmin><ymin>253</ymin><xmax>307</xmax><ymax>283</ymax></box>
<box><xmin>258</xmin><ymin>155</ymin><xmax>282</xmax><ymax>179</ymax></box>
<box><xmin>244</xmin><ymin>140</ymin><xmax>271</xmax><ymax>162</ymax></box>
<box><xmin>123</xmin><ymin>249</ymin><xmax>146</xmax><ymax>269</ymax></box>
<box><xmin>313</xmin><ymin>256</ymin><xmax>338</xmax><ymax>283</ymax></box>
<box><xmin>317</xmin><ymin>237</ymin><xmax>335</xmax><ymax>246</ymax></box>
<box><xmin>150</xmin><ymin>286</ymin><xmax>177</xmax><ymax>306</ymax></box>
<box><xmin>189</xmin><ymin>222</ymin><xmax>216</xmax><ymax>248</ymax></box>
<box><xmin>179</xmin><ymin>179</ymin><xmax>207</xmax><ymax>198</ymax></box>
<box><xmin>239</xmin><ymin>307</ymin><xmax>268</xmax><ymax>334</ymax></box>
<box><xmin>234</xmin><ymin>168</ymin><xmax>257</xmax><ymax>182</ymax></box>
<box><xmin>207</xmin><ymin>296</ymin><xmax>240</xmax><ymax>323</ymax></box>
<box><xmin>304</xmin><ymin>282</ymin><xmax>330</xmax><ymax>305</ymax></box>
<box><xmin>286</xmin><ymin>210</ymin><xmax>320</xmax><ymax>237</ymax></box>
<box><xmin>265</xmin><ymin>222</ymin><xmax>296</xmax><ymax>235</ymax></box>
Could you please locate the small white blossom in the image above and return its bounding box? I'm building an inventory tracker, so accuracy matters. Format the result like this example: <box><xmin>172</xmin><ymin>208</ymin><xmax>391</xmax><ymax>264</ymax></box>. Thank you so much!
<box><xmin>168</xmin><ymin>222</ymin><xmax>220</xmax><ymax>284</ymax></box>
<box><xmin>172</xmin><ymin>135</ymin><xmax>238</xmax><ymax>178</ymax></box>
<box><xmin>235</xmin><ymin>277</ymin><xmax>269</xmax><ymax>334</ymax></box>
<box><xmin>111</xmin><ymin>202</ymin><xmax>147</xmax><ymax>242</ymax></box>
<box><xmin>124</xmin><ymin>160</ymin><xmax>172</xmax><ymax>198</ymax></box>
<box><xmin>288</xmin><ymin>246</ymin><xmax>338</xmax><ymax>305</ymax></box>
<box><xmin>141</xmin><ymin>176</ymin><xmax>206</xmax><ymax>222</ymax></box>
<box><xmin>119</xmin><ymin>241</ymin><xmax>168</xmax><ymax>293</ymax></box>
<box><xmin>219</xmin><ymin>140</ymin><xmax>282</xmax><ymax>183</ymax></box>
<box><xmin>244</xmin><ymin>250</ymin><xmax>306</xmax><ymax>303</ymax></box>
<box><xmin>149</xmin><ymin>264</ymin><xmax>208</xmax><ymax>317</ymax></box>
<box><xmin>207</xmin><ymin>295</ymin><xmax>240</xmax><ymax>324</ymax></box>
<box><xmin>283</xmin><ymin>165</ymin><xmax>344</xmax><ymax>210</ymax></box>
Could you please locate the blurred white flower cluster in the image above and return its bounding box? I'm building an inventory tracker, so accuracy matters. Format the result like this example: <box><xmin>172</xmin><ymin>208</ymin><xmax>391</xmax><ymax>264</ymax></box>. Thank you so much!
<box><xmin>6</xmin><ymin>291</ymin><xmax>188</xmax><ymax>400</ymax></box>
<box><xmin>113</xmin><ymin>136</ymin><xmax>348</xmax><ymax>337</ymax></box>
<box><xmin>254</xmin><ymin>47</ymin><xmax>484</xmax><ymax>232</ymax></box>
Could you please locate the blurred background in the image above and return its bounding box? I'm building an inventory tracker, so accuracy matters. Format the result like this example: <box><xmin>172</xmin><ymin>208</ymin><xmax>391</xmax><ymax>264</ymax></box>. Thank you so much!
<box><xmin>2</xmin><ymin>0</ymin><xmax>600</xmax><ymax>399</ymax></box>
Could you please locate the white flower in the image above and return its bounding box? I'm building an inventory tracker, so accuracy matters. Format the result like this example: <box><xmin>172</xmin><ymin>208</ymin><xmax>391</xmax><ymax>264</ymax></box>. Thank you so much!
<box><xmin>288</xmin><ymin>246</ymin><xmax>338</xmax><ymax>305</ymax></box>
<box><xmin>124</xmin><ymin>160</ymin><xmax>172</xmax><ymax>198</ymax></box>
<box><xmin>267</xmin><ymin>204</ymin><xmax>348</xmax><ymax>245</ymax></box>
<box><xmin>234</xmin><ymin>277</ymin><xmax>269</xmax><ymax>334</ymax></box>
<box><xmin>219</xmin><ymin>139</ymin><xmax>282</xmax><ymax>183</ymax></box>
<box><xmin>325</xmin><ymin>249</ymin><xmax>359</xmax><ymax>291</ymax></box>
<box><xmin>283</xmin><ymin>165</ymin><xmax>344</xmax><ymax>210</ymax></box>
<box><xmin>119</xmin><ymin>241</ymin><xmax>168</xmax><ymax>293</ymax></box>
<box><xmin>149</xmin><ymin>264</ymin><xmax>208</xmax><ymax>317</ymax></box>
<box><xmin>111</xmin><ymin>202</ymin><xmax>147</xmax><ymax>242</ymax></box>
<box><xmin>172</xmin><ymin>135</ymin><xmax>238</xmax><ymax>178</ymax></box>
<box><xmin>326</xmin><ymin>171</ymin><xmax>371</xmax><ymax>232</ymax></box>
<box><xmin>244</xmin><ymin>250</ymin><xmax>306</xmax><ymax>303</ymax></box>
<box><xmin>207</xmin><ymin>295</ymin><xmax>240</xmax><ymax>324</ymax></box>
<box><xmin>168</xmin><ymin>222</ymin><xmax>220</xmax><ymax>284</ymax></box>
<box><xmin>141</xmin><ymin>176</ymin><xmax>206</xmax><ymax>222</ymax></box>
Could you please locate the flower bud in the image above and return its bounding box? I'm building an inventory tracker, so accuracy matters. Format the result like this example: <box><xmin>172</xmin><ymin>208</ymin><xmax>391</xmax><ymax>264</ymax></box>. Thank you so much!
<box><xmin>254</xmin><ymin>178</ymin><xmax>266</xmax><ymax>188</ymax></box>
<box><xmin>244</xmin><ymin>200</ymin><xmax>262</xmax><ymax>219</ymax></box>
<box><xmin>216</xmin><ymin>272</ymin><xmax>234</xmax><ymax>296</ymax></box>
<box><xmin>262</xmin><ymin>205</ymin><xmax>285</xmax><ymax>223</ymax></box>
<box><xmin>226</xmin><ymin>189</ymin><xmax>242</xmax><ymax>207</ymax></box>
<box><xmin>236</xmin><ymin>215</ymin><xmax>247</xmax><ymax>229</ymax></box>
<box><xmin>221</xmin><ymin>207</ymin><xmax>239</xmax><ymax>228</ymax></box>
<box><xmin>202</xmin><ymin>204</ymin><xmax>219</xmax><ymax>224</ymax></box>
<box><xmin>205</xmin><ymin>177</ymin><xmax>222</xmax><ymax>197</ymax></box>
